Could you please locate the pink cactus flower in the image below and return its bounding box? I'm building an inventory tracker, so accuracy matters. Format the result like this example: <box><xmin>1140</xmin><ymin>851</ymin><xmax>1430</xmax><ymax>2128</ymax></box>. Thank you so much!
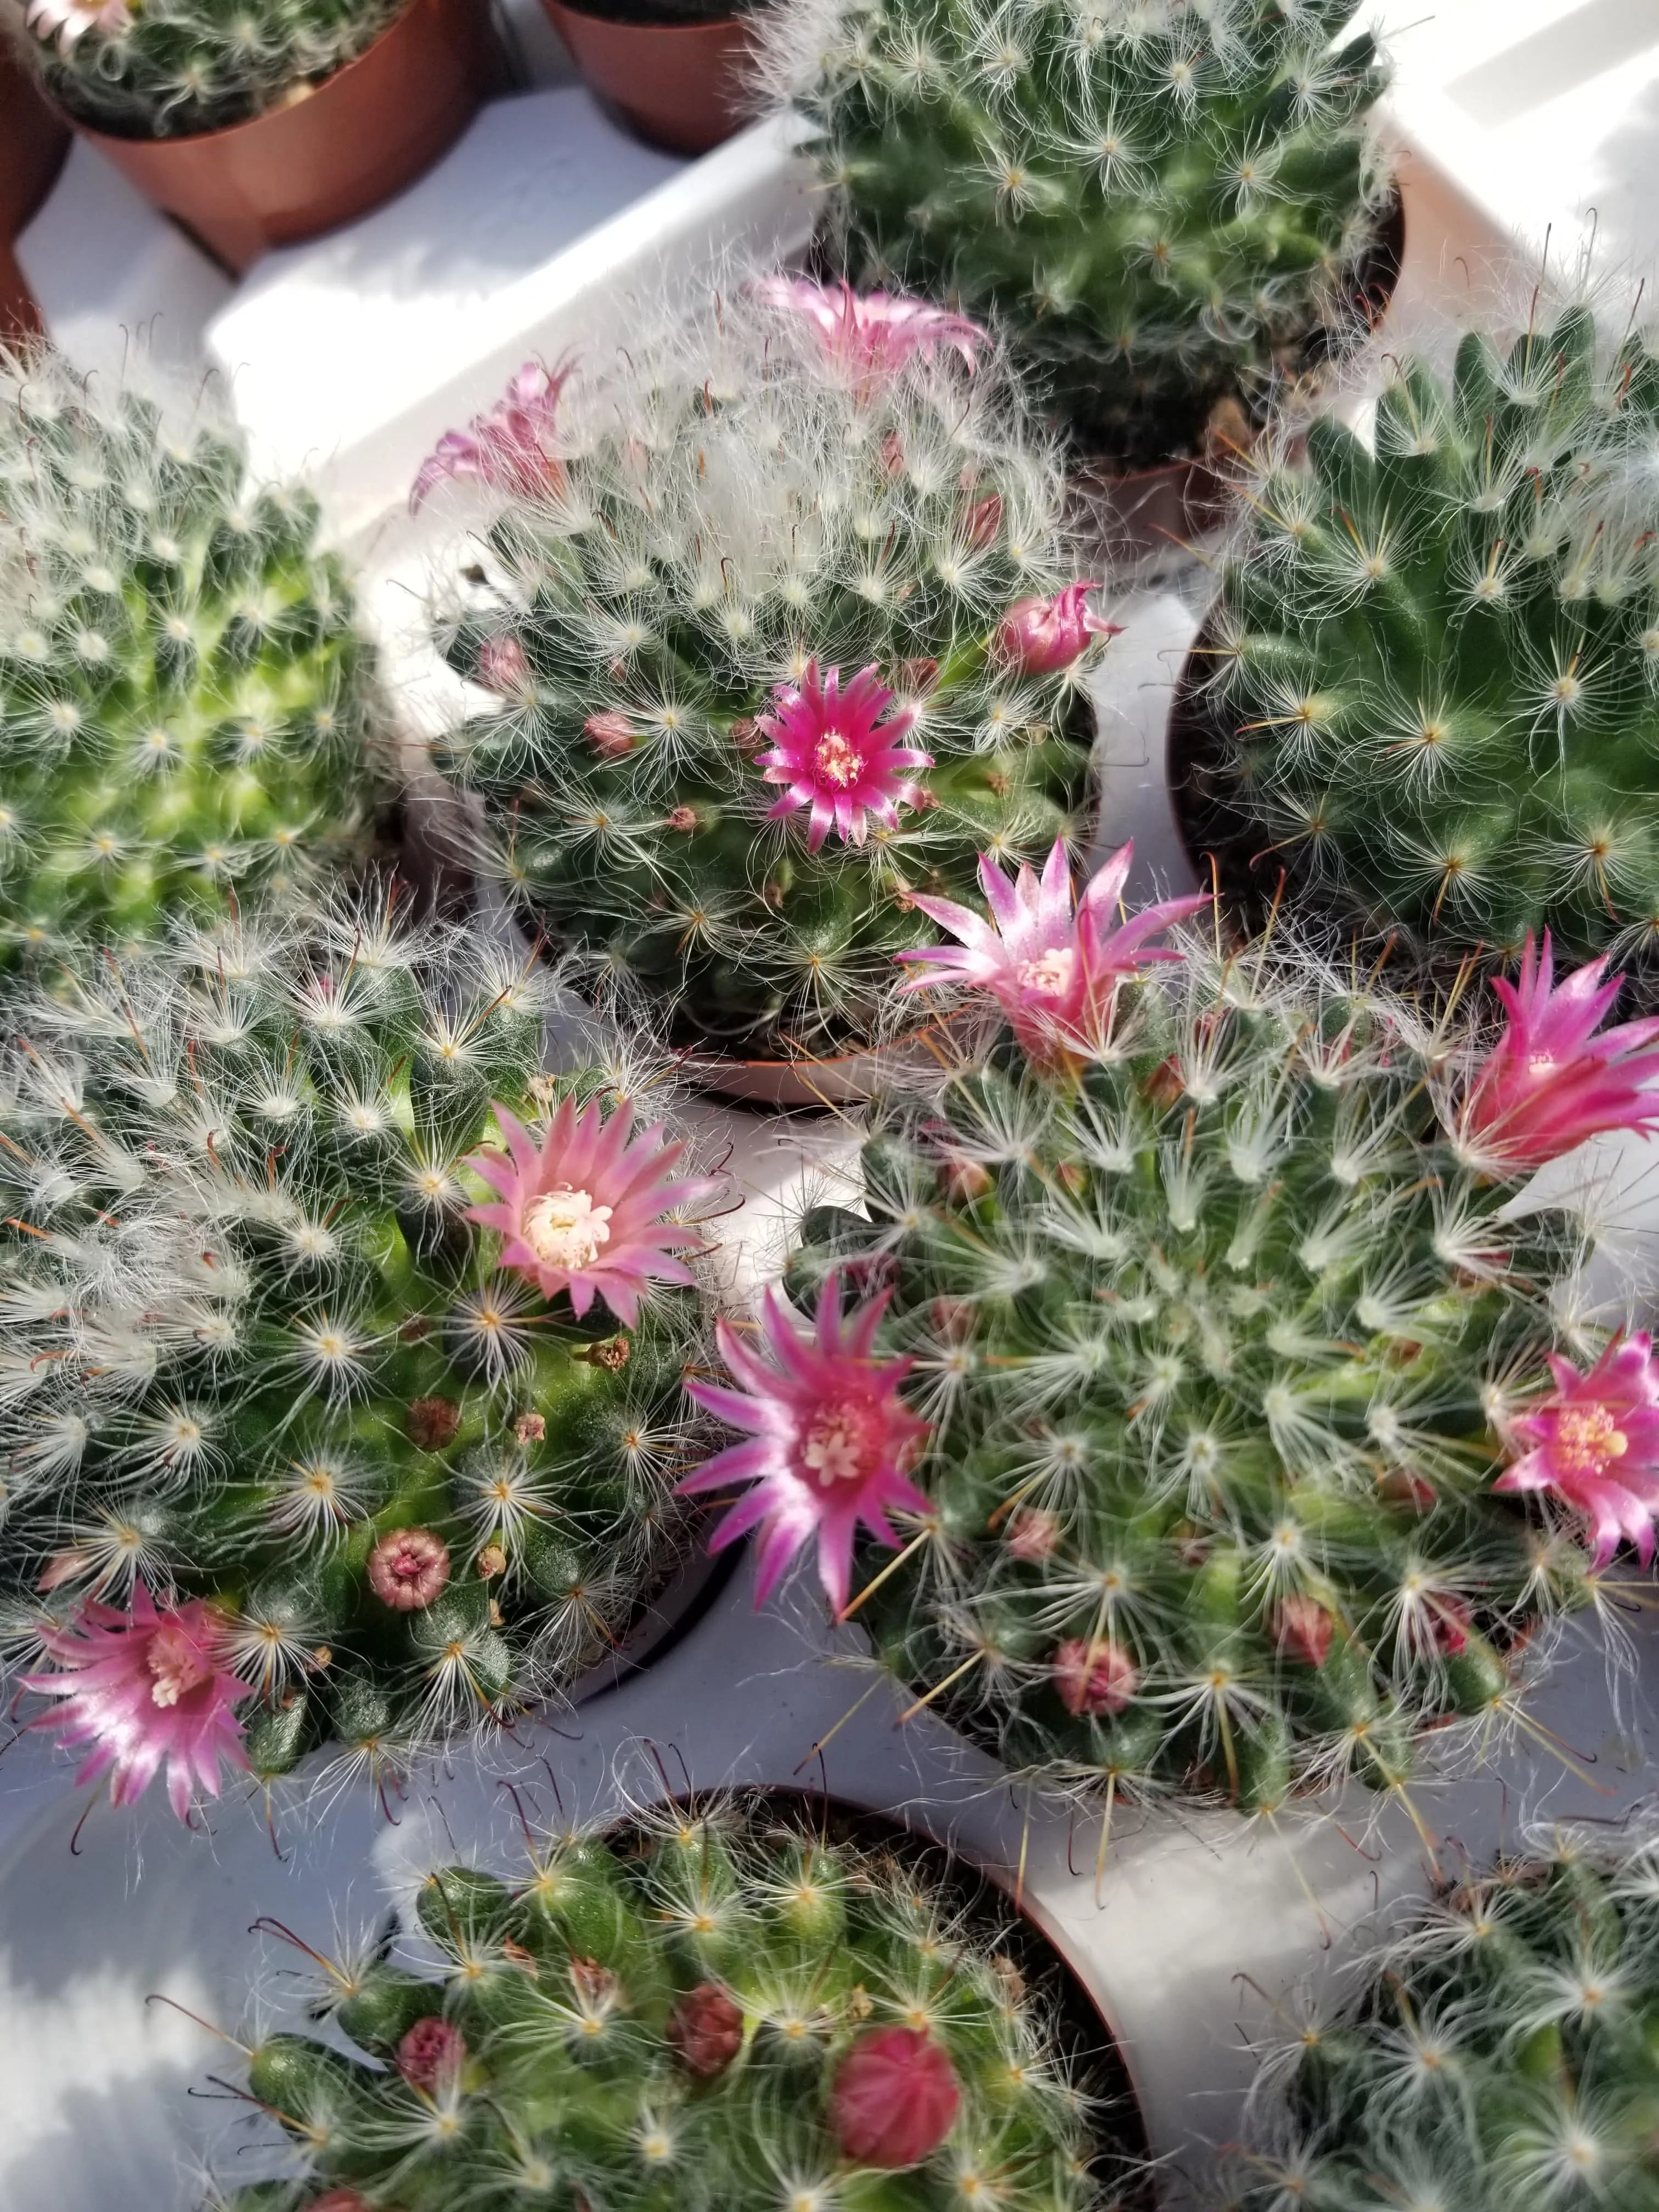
<box><xmin>754</xmin><ymin>661</ymin><xmax>933</xmax><ymax>851</ymax></box>
<box><xmin>678</xmin><ymin>1272</ymin><xmax>933</xmax><ymax>1613</ymax></box>
<box><xmin>411</xmin><ymin>358</ymin><xmax>573</xmax><ymax>511</ymax></box>
<box><xmin>1455</xmin><ymin>932</ymin><xmax>1659</xmax><ymax>1170</ymax></box>
<box><xmin>831</xmin><ymin>2027</ymin><xmax>962</xmax><ymax>2166</ymax></box>
<box><xmin>994</xmin><ymin>584</ymin><xmax>1120</xmax><ymax>675</ymax></box>
<box><xmin>1495</xmin><ymin>1335</ymin><xmax>1659</xmax><ymax>1568</ymax></box>
<box><xmin>397</xmin><ymin>2015</ymin><xmax>466</xmax><ymax>2095</ymax></box>
<box><xmin>367</xmin><ymin>1528</ymin><xmax>452</xmax><ymax>1612</ymax></box>
<box><xmin>21</xmin><ymin>1588</ymin><xmax>252</xmax><ymax>1821</ymax></box>
<box><xmin>25</xmin><ymin>0</ymin><xmax>127</xmax><ymax>50</ymax></box>
<box><xmin>464</xmin><ymin>1096</ymin><xmax>714</xmax><ymax>1328</ymax></box>
<box><xmin>1052</xmin><ymin>1638</ymin><xmax>1138</xmax><ymax>1717</ymax></box>
<box><xmin>750</xmin><ymin>275</ymin><xmax>985</xmax><ymax>388</ymax></box>
<box><xmin>895</xmin><ymin>838</ymin><xmax>1209</xmax><ymax>1066</ymax></box>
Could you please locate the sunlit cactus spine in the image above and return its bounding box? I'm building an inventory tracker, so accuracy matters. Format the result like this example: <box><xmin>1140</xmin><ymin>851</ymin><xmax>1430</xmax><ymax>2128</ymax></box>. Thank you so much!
<box><xmin>757</xmin><ymin>843</ymin><xmax>1659</xmax><ymax>1819</ymax></box>
<box><xmin>11</xmin><ymin>0</ymin><xmax>408</xmax><ymax>137</ymax></box>
<box><xmin>1235</xmin><ymin>1829</ymin><xmax>1659</xmax><ymax>2212</ymax></box>
<box><xmin>425</xmin><ymin>283</ymin><xmax>1110</xmax><ymax>1062</ymax></box>
<box><xmin>0</xmin><ymin>891</ymin><xmax>721</xmax><ymax>1817</ymax></box>
<box><xmin>1200</xmin><ymin>307</ymin><xmax>1659</xmax><ymax>981</ymax></box>
<box><xmin>759</xmin><ymin>0</ymin><xmax>1393</xmax><ymax>455</ymax></box>
<box><xmin>216</xmin><ymin>1798</ymin><xmax>1118</xmax><ymax>2212</ymax></box>
<box><xmin>0</xmin><ymin>345</ymin><xmax>383</xmax><ymax>958</ymax></box>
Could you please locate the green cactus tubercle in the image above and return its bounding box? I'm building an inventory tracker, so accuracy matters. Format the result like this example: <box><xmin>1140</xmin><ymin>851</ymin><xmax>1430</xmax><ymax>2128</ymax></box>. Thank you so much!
<box><xmin>785</xmin><ymin>946</ymin><xmax>1596</xmax><ymax>1815</ymax></box>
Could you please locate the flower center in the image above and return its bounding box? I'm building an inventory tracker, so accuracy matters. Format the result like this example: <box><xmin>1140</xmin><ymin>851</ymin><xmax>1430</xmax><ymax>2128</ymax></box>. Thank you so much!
<box><xmin>800</xmin><ymin>1395</ymin><xmax>884</xmax><ymax>1487</ymax></box>
<box><xmin>813</xmin><ymin>727</ymin><xmax>862</xmax><ymax>789</ymax></box>
<box><xmin>523</xmin><ymin>1187</ymin><xmax>613</xmax><ymax>1269</ymax></box>
<box><xmin>1556</xmin><ymin>1402</ymin><xmax>1629</xmax><ymax>1476</ymax></box>
<box><xmin>1016</xmin><ymin>946</ymin><xmax>1077</xmax><ymax>1001</ymax></box>
<box><xmin>146</xmin><ymin>1622</ymin><xmax>210</xmax><ymax>1708</ymax></box>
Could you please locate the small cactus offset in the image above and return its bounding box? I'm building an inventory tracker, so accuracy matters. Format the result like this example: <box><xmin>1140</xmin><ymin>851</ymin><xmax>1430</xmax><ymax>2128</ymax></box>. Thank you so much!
<box><xmin>0</xmin><ymin>894</ymin><xmax>720</xmax><ymax>1816</ymax></box>
<box><xmin>1237</xmin><ymin>1830</ymin><xmax>1659</xmax><ymax>2212</ymax></box>
<box><xmin>760</xmin><ymin>0</ymin><xmax>1393</xmax><ymax>455</ymax></box>
<box><xmin>219</xmin><ymin>1798</ymin><xmax>1118</xmax><ymax>2211</ymax></box>
<box><xmin>755</xmin><ymin>848</ymin><xmax>1659</xmax><ymax>1816</ymax></box>
<box><xmin>427</xmin><ymin>285</ymin><xmax>1109</xmax><ymax>1062</ymax></box>
<box><xmin>0</xmin><ymin>346</ymin><xmax>383</xmax><ymax>957</ymax></box>
<box><xmin>10</xmin><ymin>0</ymin><xmax>408</xmax><ymax>137</ymax></box>
<box><xmin>1200</xmin><ymin>307</ymin><xmax>1659</xmax><ymax>980</ymax></box>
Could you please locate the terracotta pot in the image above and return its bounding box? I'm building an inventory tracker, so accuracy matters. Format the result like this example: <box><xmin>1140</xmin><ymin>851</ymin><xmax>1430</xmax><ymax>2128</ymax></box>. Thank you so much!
<box><xmin>69</xmin><ymin>0</ymin><xmax>500</xmax><ymax>275</ymax></box>
<box><xmin>0</xmin><ymin>44</ymin><xmax>71</xmax><ymax>336</ymax></box>
<box><xmin>538</xmin><ymin>0</ymin><xmax>759</xmax><ymax>155</ymax></box>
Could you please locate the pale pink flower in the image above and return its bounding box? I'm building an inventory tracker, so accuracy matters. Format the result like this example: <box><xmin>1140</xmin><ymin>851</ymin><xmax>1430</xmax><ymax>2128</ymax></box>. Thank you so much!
<box><xmin>1496</xmin><ymin>1335</ymin><xmax>1659</xmax><ymax>1568</ymax></box>
<box><xmin>21</xmin><ymin>1588</ymin><xmax>252</xmax><ymax>1821</ymax></box>
<box><xmin>25</xmin><ymin>0</ymin><xmax>127</xmax><ymax>50</ymax></box>
<box><xmin>831</xmin><ymin>2028</ymin><xmax>961</xmax><ymax>2166</ymax></box>
<box><xmin>1455</xmin><ymin>932</ymin><xmax>1659</xmax><ymax>1170</ymax></box>
<box><xmin>397</xmin><ymin>2015</ymin><xmax>466</xmax><ymax>2094</ymax></box>
<box><xmin>895</xmin><ymin>838</ymin><xmax>1209</xmax><ymax>1066</ymax></box>
<box><xmin>367</xmin><ymin>1528</ymin><xmax>451</xmax><ymax>1612</ymax></box>
<box><xmin>678</xmin><ymin>1272</ymin><xmax>932</xmax><ymax>1613</ymax></box>
<box><xmin>411</xmin><ymin>359</ymin><xmax>573</xmax><ymax>511</ymax></box>
<box><xmin>994</xmin><ymin>584</ymin><xmax>1120</xmax><ymax>675</ymax></box>
<box><xmin>750</xmin><ymin>276</ymin><xmax>985</xmax><ymax>387</ymax></box>
<box><xmin>754</xmin><ymin>661</ymin><xmax>933</xmax><ymax>851</ymax></box>
<box><xmin>464</xmin><ymin>1096</ymin><xmax>715</xmax><ymax>1328</ymax></box>
<box><xmin>1052</xmin><ymin>1638</ymin><xmax>1138</xmax><ymax>1717</ymax></box>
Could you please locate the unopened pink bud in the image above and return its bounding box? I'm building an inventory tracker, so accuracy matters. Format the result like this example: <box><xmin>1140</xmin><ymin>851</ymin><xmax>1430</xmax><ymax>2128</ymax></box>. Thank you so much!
<box><xmin>515</xmin><ymin>1412</ymin><xmax>546</xmax><ymax>1443</ymax></box>
<box><xmin>1052</xmin><ymin>1637</ymin><xmax>1137</xmax><ymax>1717</ymax></box>
<box><xmin>994</xmin><ymin>583</ymin><xmax>1120</xmax><ymax>675</ymax></box>
<box><xmin>961</xmin><ymin>493</ymin><xmax>1002</xmax><ymax>550</ymax></box>
<box><xmin>397</xmin><ymin>2013</ymin><xmax>465</xmax><ymax>2094</ymax></box>
<box><xmin>1429</xmin><ymin>1596</ymin><xmax>1471</xmax><ymax>1656</ymax></box>
<box><xmin>668</xmin><ymin>1981</ymin><xmax>745</xmax><ymax>2076</ymax></box>
<box><xmin>830</xmin><ymin>2026</ymin><xmax>961</xmax><ymax>2168</ymax></box>
<box><xmin>665</xmin><ymin>805</ymin><xmax>698</xmax><ymax>832</ymax></box>
<box><xmin>1005</xmin><ymin>1506</ymin><xmax>1060</xmax><ymax>1561</ymax></box>
<box><xmin>584</xmin><ymin>710</ymin><xmax>636</xmax><ymax>759</ymax></box>
<box><xmin>476</xmin><ymin>634</ymin><xmax>532</xmax><ymax>697</ymax></box>
<box><xmin>1272</xmin><ymin>1595</ymin><xmax>1334</xmax><ymax>1670</ymax></box>
<box><xmin>367</xmin><ymin>1528</ymin><xmax>451</xmax><ymax>1612</ymax></box>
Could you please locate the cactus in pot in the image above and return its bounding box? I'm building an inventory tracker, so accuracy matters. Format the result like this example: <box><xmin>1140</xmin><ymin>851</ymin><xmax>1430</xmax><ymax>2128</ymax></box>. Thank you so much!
<box><xmin>0</xmin><ymin>344</ymin><xmax>383</xmax><ymax>958</ymax></box>
<box><xmin>216</xmin><ymin>1797</ymin><xmax>1120</xmax><ymax>2211</ymax></box>
<box><xmin>425</xmin><ymin>284</ymin><xmax>1111</xmax><ymax>1066</ymax></box>
<box><xmin>688</xmin><ymin>842</ymin><xmax>1659</xmax><ymax>1819</ymax></box>
<box><xmin>759</xmin><ymin>0</ymin><xmax>1395</xmax><ymax>459</ymax></box>
<box><xmin>0</xmin><ymin>891</ymin><xmax>722</xmax><ymax>1818</ymax></box>
<box><xmin>1236</xmin><ymin>1829</ymin><xmax>1659</xmax><ymax>2212</ymax></box>
<box><xmin>9</xmin><ymin>0</ymin><xmax>410</xmax><ymax>136</ymax></box>
<box><xmin>1199</xmin><ymin>307</ymin><xmax>1659</xmax><ymax>984</ymax></box>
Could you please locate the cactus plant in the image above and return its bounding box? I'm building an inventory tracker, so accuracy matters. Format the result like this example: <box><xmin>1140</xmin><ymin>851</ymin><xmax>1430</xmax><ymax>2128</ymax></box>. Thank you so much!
<box><xmin>1236</xmin><ymin>1829</ymin><xmax>1659</xmax><ymax>2212</ymax></box>
<box><xmin>1195</xmin><ymin>307</ymin><xmax>1659</xmax><ymax>982</ymax></box>
<box><xmin>10</xmin><ymin>0</ymin><xmax>408</xmax><ymax>137</ymax></box>
<box><xmin>217</xmin><ymin>1796</ymin><xmax>1124</xmax><ymax>2210</ymax></box>
<box><xmin>426</xmin><ymin>283</ymin><xmax>1110</xmax><ymax>1063</ymax></box>
<box><xmin>0</xmin><ymin>892</ymin><xmax>721</xmax><ymax>1816</ymax></box>
<box><xmin>0</xmin><ymin>344</ymin><xmax>383</xmax><ymax>957</ymax></box>
<box><xmin>759</xmin><ymin>0</ymin><xmax>1395</xmax><ymax>458</ymax></box>
<box><xmin>755</xmin><ymin>848</ymin><xmax>1659</xmax><ymax>1818</ymax></box>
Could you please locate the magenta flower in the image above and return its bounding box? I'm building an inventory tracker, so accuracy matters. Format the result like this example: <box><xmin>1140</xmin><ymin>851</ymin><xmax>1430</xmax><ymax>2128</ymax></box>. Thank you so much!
<box><xmin>411</xmin><ymin>359</ymin><xmax>573</xmax><ymax>511</ymax></box>
<box><xmin>1455</xmin><ymin>932</ymin><xmax>1659</xmax><ymax>1170</ymax></box>
<box><xmin>994</xmin><ymin>584</ymin><xmax>1119</xmax><ymax>675</ymax></box>
<box><xmin>1496</xmin><ymin>1335</ymin><xmax>1659</xmax><ymax>1568</ymax></box>
<box><xmin>895</xmin><ymin>838</ymin><xmax>1209</xmax><ymax>1066</ymax></box>
<box><xmin>750</xmin><ymin>276</ymin><xmax>985</xmax><ymax>386</ymax></box>
<box><xmin>464</xmin><ymin>1096</ymin><xmax>714</xmax><ymax>1328</ymax></box>
<box><xmin>21</xmin><ymin>1588</ymin><xmax>252</xmax><ymax>1821</ymax></box>
<box><xmin>754</xmin><ymin>661</ymin><xmax>933</xmax><ymax>851</ymax></box>
<box><xmin>678</xmin><ymin>1273</ymin><xmax>932</xmax><ymax>1613</ymax></box>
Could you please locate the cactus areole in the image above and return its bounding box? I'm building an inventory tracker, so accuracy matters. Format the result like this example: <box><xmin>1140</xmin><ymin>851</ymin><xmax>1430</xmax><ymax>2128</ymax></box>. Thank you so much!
<box><xmin>430</xmin><ymin>285</ymin><xmax>1110</xmax><ymax>1066</ymax></box>
<box><xmin>218</xmin><ymin>1795</ymin><xmax>1144</xmax><ymax>2211</ymax></box>
<box><xmin>764</xmin><ymin>0</ymin><xmax>1397</xmax><ymax>460</ymax></box>
<box><xmin>0</xmin><ymin>898</ymin><xmax>720</xmax><ymax>1814</ymax></box>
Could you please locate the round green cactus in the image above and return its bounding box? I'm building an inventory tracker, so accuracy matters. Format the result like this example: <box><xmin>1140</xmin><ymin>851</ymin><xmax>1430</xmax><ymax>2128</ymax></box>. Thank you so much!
<box><xmin>760</xmin><ymin>0</ymin><xmax>1393</xmax><ymax>455</ymax></box>
<box><xmin>429</xmin><ymin>288</ymin><xmax>1105</xmax><ymax>1063</ymax></box>
<box><xmin>0</xmin><ymin>345</ymin><xmax>383</xmax><ymax>957</ymax></box>
<box><xmin>1194</xmin><ymin>308</ymin><xmax>1659</xmax><ymax>979</ymax></box>
<box><xmin>1237</xmin><ymin>1831</ymin><xmax>1659</xmax><ymax>2212</ymax></box>
<box><xmin>0</xmin><ymin>895</ymin><xmax>718</xmax><ymax>1808</ymax></box>
<box><xmin>782</xmin><ymin>940</ymin><xmax>1601</xmax><ymax>1816</ymax></box>
<box><xmin>219</xmin><ymin>1797</ymin><xmax>1123</xmax><ymax>2211</ymax></box>
<box><xmin>8</xmin><ymin>0</ymin><xmax>408</xmax><ymax>138</ymax></box>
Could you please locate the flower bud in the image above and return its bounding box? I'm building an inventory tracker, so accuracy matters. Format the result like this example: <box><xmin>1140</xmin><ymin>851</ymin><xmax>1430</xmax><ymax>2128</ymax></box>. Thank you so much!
<box><xmin>668</xmin><ymin>1981</ymin><xmax>745</xmax><ymax>2076</ymax></box>
<box><xmin>476</xmin><ymin>634</ymin><xmax>532</xmax><ymax>698</ymax></box>
<box><xmin>1272</xmin><ymin>1595</ymin><xmax>1334</xmax><ymax>1670</ymax></box>
<box><xmin>993</xmin><ymin>583</ymin><xmax>1118</xmax><ymax>675</ymax></box>
<box><xmin>1052</xmin><ymin>1637</ymin><xmax>1137</xmax><ymax>1717</ymax></box>
<box><xmin>368</xmin><ymin>1528</ymin><xmax>452</xmax><ymax>1612</ymax></box>
<box><xmin>584</xmin><ymin>710</ymin><xmax>636</xmax><ymax>759</ymax></box>
<box><xmin>396</xmin><ymin>2014</ymin><xmax>465</xmax><ymax>2094</ymax></box>
<box><xmin>1005</xmin><ymin>1506</ymin><xmax>1060</xmax><ymax>1562</ymax></box>
<box><xmin>830</xmin><ymin>2027</ymin><xmax>961</xmax><ymax>2168</ymax></box>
